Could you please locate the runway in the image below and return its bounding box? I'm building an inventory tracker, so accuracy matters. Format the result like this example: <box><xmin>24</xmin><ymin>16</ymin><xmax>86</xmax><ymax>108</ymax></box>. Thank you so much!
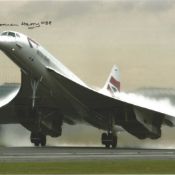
<box><xmin>0</xmin><ymin>147</ymin><xmax>175</xmax><ymax>162</ymax></box>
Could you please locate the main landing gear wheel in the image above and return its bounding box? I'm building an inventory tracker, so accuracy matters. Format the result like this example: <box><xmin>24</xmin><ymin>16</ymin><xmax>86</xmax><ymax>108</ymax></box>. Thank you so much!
<box><xmin>30</xmin><ymin>133</ymin><xmax>46</xmax><ymax>147</ymax></box>
<box><xmin>101</xmin><ymin>132</ymin><xmax>117</xmax><ymax>149</ymax></box>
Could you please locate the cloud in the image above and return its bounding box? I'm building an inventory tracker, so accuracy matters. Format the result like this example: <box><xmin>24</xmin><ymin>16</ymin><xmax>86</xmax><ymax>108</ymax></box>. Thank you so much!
<box><xmin>54</xmin><ymin>1</ymin><xmax>97</xmax><ymax>20</ymax></box>
<box><xmin>108</xmin><ymin>0</ymin><xmax>175</xmax><ymax>13</ymax></box>
<box><xmin>11</xmin><ymin>1</ymin><xmax>97</xmax><ymax>21</ymax></box>
<box><xmin>140</xmin><ymin>0</ymin><xmax>175</xmax><ymax>12</ymax></box>
<box><xmin>1</xmin><ymin>0</ymin><xmax>174</xmax><ymax>23</ymax></box>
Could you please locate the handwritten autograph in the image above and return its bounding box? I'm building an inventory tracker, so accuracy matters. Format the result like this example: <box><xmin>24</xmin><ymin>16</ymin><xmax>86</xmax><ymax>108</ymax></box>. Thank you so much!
<box><xmin>0</xmin><ymin>21</ymin><xmax>52</xmax><ymax>29</ymax></box>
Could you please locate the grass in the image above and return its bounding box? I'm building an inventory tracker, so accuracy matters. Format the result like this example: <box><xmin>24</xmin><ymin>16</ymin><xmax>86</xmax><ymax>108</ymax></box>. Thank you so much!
<box><xmin>0</xmin><ymin>160</ymin><xmax>175</xmax><ymax>174</ymax></box>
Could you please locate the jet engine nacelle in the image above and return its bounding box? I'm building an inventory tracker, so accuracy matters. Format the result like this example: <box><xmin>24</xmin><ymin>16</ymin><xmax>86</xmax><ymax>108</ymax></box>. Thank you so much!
<box><xmin>115</xmin><ymin>104</ymin><xmax>163</xmax><ymax>140</ymax></box>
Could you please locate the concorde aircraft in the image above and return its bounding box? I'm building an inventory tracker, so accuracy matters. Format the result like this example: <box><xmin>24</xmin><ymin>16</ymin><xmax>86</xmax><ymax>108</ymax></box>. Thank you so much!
<box><xmin>0</xmin><ymin>31</ymin><xmax>175</xmax><ymax>148</ymax></box>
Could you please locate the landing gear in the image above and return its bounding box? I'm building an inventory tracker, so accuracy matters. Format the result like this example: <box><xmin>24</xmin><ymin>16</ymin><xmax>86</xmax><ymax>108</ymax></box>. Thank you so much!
<box><xmin>29</xmin><ymin>77</ymin><xmax>46</xmax><ymax>147</ymax></box>
<box><xmin>30</xmin><ymin>77</ymin><xmax>43</xmax><ymax>109</ymax></box>
<box><xmin>30</xmin><ymin>133</ymin><xmax>46</xmax><ymax>147</ymax></box>
<box><xmin>101</xmin><ymin>115</ymin><xmax>117</xmax><ymax>148</ymax></box>
<box><xmin>101</xmin><ymin>132</ymin><xmax>117</xmax><ymax>148</ymax></box>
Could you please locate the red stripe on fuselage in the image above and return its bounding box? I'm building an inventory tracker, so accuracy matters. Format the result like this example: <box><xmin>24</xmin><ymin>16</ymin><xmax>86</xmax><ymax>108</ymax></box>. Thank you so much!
<box><xmin>110</xmin><ymin>76</ymin><xmax>120</xmax><ymax>91</ymax></box>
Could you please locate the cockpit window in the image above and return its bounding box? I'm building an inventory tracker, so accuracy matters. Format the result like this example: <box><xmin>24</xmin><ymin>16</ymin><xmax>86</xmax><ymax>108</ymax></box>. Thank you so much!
<box><xmin>1</xmin><ymin>32</ymin><xmax>8</xmax><ymax>36</ymax></box>
<box><xmin>1</xmin><ymin>32</ymin><xmax>20</xmax><ymax>38</ymax></box>
<box><xmin>8</xmin><ymin>32</ymin><xmax>15</xmax><ymax>37</ymax></box>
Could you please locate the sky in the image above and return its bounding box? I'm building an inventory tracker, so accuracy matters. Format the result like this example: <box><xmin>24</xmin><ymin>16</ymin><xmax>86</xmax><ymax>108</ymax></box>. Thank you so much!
<box><xmin>0</xmin><ymin>0</ymin><xmax>175</xmax><ymax>91</ymax></box>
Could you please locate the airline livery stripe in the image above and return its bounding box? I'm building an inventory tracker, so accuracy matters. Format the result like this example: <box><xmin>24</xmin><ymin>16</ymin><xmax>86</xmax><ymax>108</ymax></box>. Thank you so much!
<box><xmin>110</xmin><ymin>76</ymin><xmax>120</xmax><ymax>91</ymax></box>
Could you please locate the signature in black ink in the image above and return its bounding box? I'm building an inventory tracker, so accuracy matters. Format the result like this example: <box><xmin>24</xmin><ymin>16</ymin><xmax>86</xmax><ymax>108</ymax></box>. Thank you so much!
<box><xmin>0</xmin><ymin>23</ymin><xmax>19</xmax><ymax>27</ymax></box>
<box><xmin>0</xmin><ymin>21</ymin><xmax>52</xmax><ymax>29</ymax></box>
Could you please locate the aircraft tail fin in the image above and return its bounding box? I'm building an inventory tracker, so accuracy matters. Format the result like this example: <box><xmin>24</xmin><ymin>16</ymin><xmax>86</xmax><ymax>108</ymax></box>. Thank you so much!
<box><xmin>103</xmin><ymin>65</ymin><xmax>120</xmax><ymax>94</ymax></box>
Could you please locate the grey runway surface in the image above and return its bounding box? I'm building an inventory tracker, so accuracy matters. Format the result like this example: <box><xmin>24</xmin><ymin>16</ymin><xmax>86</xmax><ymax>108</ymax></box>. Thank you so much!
<box><xmin>0</xmin><ymin>146</ymin><xmax>175</xmax><ymax>162</ymax></box>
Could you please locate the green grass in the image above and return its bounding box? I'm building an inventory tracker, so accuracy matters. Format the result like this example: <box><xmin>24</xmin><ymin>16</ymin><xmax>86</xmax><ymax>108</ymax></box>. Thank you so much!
<box><xmin>0</xmin><ymin>160</ymin><xmax>175</xmax><ymax>174</ymax></box>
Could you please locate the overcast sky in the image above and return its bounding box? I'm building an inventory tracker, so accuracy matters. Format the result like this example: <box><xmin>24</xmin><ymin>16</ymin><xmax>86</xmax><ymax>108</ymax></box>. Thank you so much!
<box><xmin>0</xmin><ymin>0</ymin><xmax>175</xmax><ymax>91</ymax></box>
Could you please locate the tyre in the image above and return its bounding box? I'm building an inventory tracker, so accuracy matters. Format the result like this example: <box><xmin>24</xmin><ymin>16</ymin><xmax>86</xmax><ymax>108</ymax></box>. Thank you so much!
<box><xmin>112</xmin><ymin>135</ymin><xmax>117</xmax><ymax>148</ymax></box>
<box><xmin>105</xmin><ymin>143</ymin><xmax>110</xmax><ymax>148</ymax></box>
<box><xmin>40</xmin><ymin>135</ymin><xmax>46</xmax><ymax>147</ymax></box>
<box><xmin>101</xmin><ymin>133</ymin><xmax>108</xmax><ymax>145</ymax></box>
<box><xmin>34</xmin><ymin>142</ymin><xmax>40</xmax><ymax>147</ymax></box>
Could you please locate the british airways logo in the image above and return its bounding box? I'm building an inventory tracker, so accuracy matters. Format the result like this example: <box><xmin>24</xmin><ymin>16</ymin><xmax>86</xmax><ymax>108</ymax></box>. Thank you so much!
<box><xmin>107</xmin><ymin>76</ymin><xmax>120</xmax><ymax>96</ymax></box>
